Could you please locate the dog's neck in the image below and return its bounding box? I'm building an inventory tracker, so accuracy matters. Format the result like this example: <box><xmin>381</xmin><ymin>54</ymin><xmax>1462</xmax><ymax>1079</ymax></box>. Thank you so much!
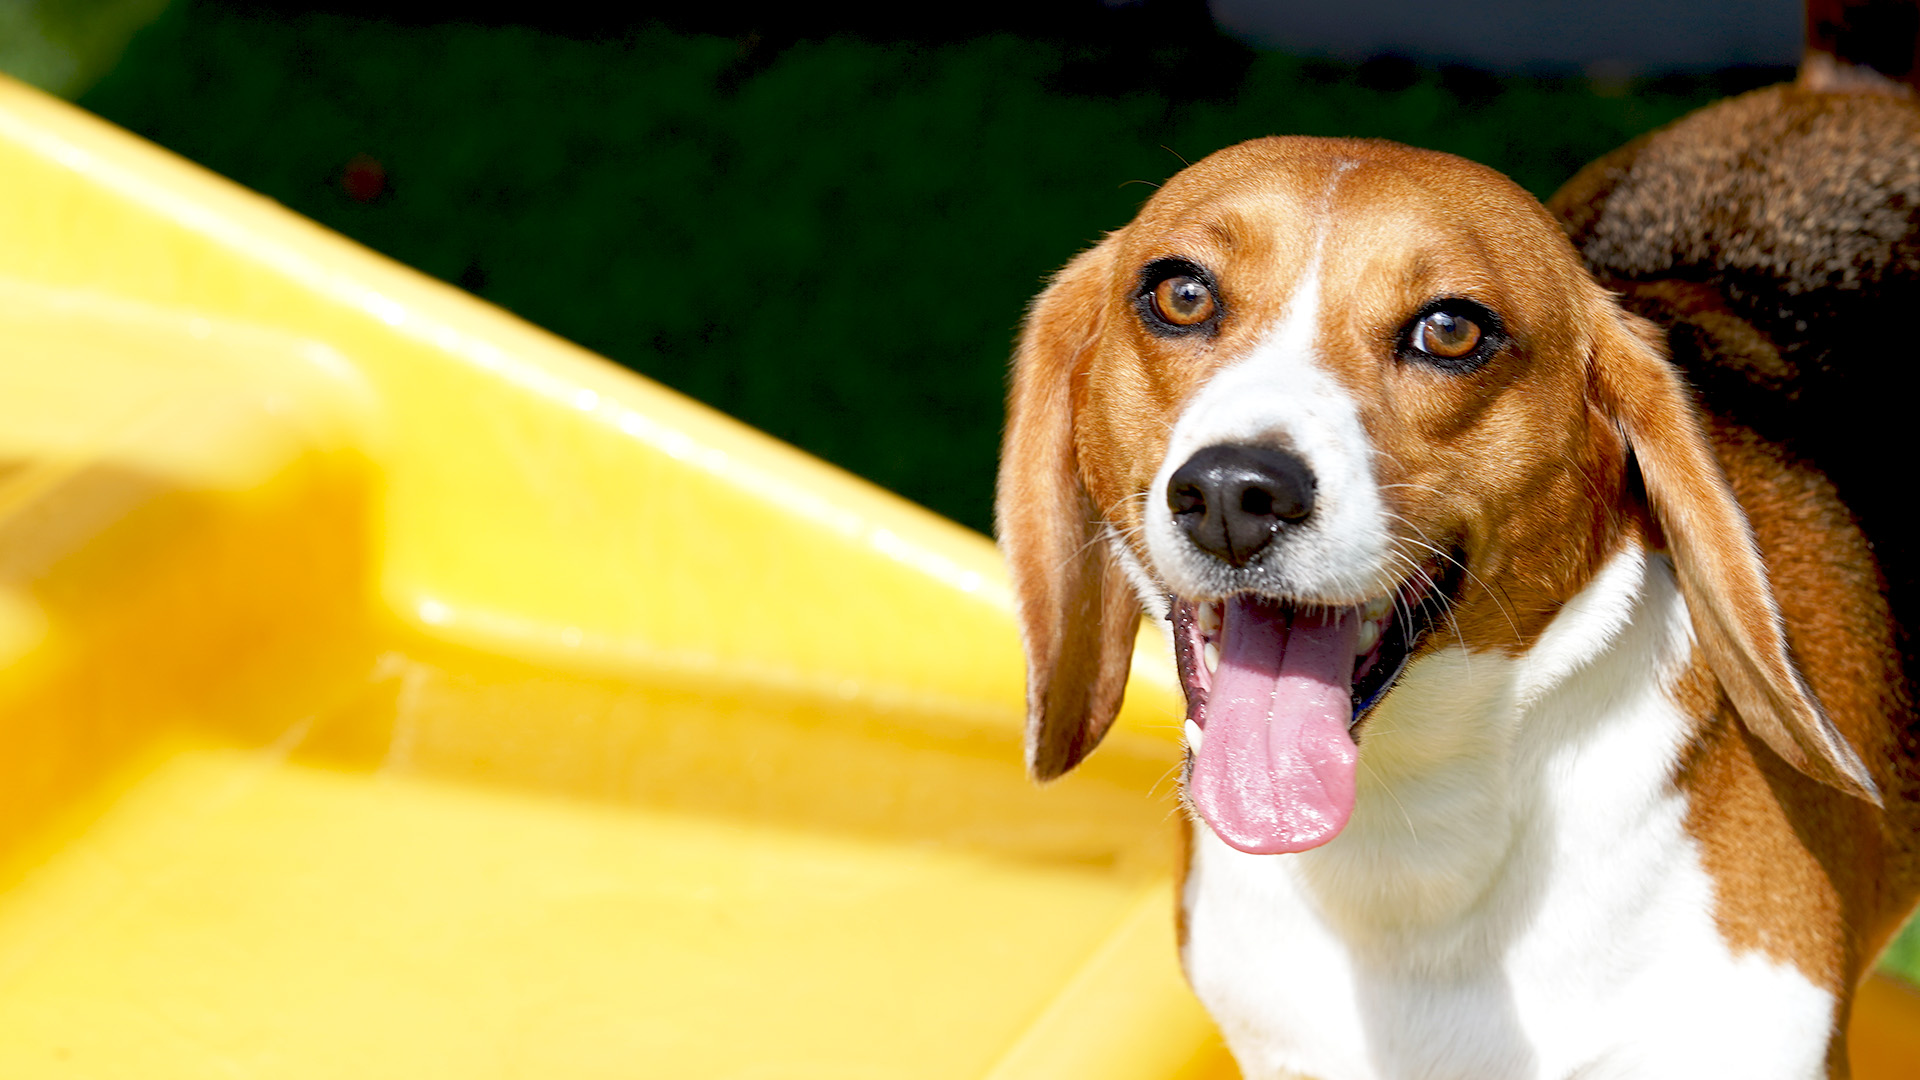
<box><xmin>1281</xmin><ymin>538</ymin><xmax>1699</xmax><ymax>963</ymax></box>
<box><xmin>1181</xmin><ymin>537</ymin><xmax>1841</xmax><ymax>1078</ymax></box>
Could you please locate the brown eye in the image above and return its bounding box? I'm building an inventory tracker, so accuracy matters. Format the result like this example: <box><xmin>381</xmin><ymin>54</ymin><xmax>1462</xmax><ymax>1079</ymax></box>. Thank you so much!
<box><xmin>1417</xmin><ymin>310</ymin><xmax>1482</xmax><ymax>358</ymax></box>
<box><xmin>1152</xmin><ymin>276</ymin><xmax>1217</xmax><ymax>327</ymax></box>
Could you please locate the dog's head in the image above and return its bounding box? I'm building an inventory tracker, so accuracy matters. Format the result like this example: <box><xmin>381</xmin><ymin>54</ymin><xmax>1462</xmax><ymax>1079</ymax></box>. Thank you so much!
<box><xmin>997</xmin><ymin>137</ymin><xmax>1877</xmax><ymax>855</ymax></box>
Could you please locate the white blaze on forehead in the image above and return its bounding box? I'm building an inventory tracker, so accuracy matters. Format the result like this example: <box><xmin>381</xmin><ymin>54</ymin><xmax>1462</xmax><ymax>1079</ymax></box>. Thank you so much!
<box><xmin>1143</xmin><ymin>219</ymin><xmax>1392</xmax><ymax>603</ymax></box>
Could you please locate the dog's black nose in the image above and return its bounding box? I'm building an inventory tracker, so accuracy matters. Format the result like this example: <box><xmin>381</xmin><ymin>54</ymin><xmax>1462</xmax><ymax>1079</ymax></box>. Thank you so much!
<box><xmin>1167</xmin><ymin>444</ymin><xmax>1315</xmax><ymax>567</ymax></box>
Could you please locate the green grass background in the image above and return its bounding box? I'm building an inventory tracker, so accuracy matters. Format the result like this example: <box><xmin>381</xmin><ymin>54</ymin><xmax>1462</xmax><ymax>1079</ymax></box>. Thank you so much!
<box><xmin>78</xmin><ymin>4</ymin><xmax>1750</xmax><ymax>536</ymax></box>
<box><xmin>51</xmin><ymin>2</ymin><xmax>1920</xmax><ymax>981</ymax></box>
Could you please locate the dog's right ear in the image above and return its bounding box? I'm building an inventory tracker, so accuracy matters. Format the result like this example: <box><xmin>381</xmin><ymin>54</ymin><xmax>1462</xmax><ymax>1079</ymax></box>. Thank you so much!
<box><xmin>997</xmin><ymin>238</ymin><xmax>1142</xmax><ymax>782</ymax></box>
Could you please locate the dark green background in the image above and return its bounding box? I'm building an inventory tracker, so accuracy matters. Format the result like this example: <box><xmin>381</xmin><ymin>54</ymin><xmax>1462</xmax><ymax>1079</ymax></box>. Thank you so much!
<box><xmin>77</xmin><ymin>3</ymin><xmax>1771</xmax><ymax>534</ymax></box>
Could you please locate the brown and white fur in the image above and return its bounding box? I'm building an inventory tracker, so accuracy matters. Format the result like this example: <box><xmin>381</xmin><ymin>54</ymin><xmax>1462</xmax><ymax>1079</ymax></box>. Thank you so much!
<box><xmin>996</xmin><ymin>80</ymin><xmax>1920</xmax><ymax>1078</ymax></box>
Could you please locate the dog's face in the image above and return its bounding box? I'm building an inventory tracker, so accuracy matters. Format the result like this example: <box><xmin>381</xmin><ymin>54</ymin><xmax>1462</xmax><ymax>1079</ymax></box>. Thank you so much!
<box><xmin>998</xmin><ymin>137</ymin><xmax>1876</xmax><ymax>855</ymax></box>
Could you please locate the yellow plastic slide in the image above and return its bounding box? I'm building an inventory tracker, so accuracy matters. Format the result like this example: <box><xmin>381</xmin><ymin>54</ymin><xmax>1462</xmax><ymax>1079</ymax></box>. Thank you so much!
<box><xmin>0</xmin><ymin>75</ymin><xmax>1913</xmax><ymax>1078</ymax></box>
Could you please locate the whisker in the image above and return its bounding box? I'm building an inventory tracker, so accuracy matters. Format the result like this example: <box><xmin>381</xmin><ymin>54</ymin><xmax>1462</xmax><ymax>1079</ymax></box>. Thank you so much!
<box><xmin>1379</xmin><ymin>513</ymin><xmax>1523</xmax><ymax>645</ymax></box>
<box><xmin>1148</xmin><ymin>755</ymin><xmax>1189</xmax><ymax>809</ymax></box>
<box><xmin>1378</xmin><ymin>481</ymin><xmax>1447</xmax><ymax>497</ymax></box>
<box><xmin>1359</xmin><ymin>755</ymin><xmax>1418</xmax><ymax>843</ymax></box>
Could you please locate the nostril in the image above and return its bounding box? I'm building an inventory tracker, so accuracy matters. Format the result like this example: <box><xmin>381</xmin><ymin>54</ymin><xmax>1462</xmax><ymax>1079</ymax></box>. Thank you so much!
<box><xmin>1170</xmin><ymin>483</ymin><xmax>1206</xmax><ymax>517</ymax></box>
<box><xmin>1254</xmin><ymin>471</ymin><xmax>1313</xmax><ymax>523</ymax></box>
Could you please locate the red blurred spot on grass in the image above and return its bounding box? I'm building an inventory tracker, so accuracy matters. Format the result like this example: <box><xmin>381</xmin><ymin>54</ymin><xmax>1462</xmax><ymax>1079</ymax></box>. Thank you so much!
<box><xmin>341</xmin><ymin>153</ymin><xmax>385</xmax><ymax>202</ymax></box>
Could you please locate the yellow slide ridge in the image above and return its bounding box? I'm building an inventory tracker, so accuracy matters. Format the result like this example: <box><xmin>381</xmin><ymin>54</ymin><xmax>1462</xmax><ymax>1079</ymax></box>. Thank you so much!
<box><xmin>0</xmin><ymin>75</ymin><xmax>1912</xmax><ymax>1078</ymax></box>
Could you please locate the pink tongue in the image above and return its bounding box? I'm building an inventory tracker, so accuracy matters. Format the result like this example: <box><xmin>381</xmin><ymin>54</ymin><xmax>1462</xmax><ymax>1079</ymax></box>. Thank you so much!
<box><xmin>1191</xmin><ymin>597</ymin><xmax>1361</xmax><ymax>855</ymax></box>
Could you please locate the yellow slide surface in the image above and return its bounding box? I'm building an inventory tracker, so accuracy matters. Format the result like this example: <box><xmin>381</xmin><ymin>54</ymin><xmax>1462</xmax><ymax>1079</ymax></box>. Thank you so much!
<box><xmin>0</xmin><ymin>76</ymin><xmax>1912</xmax><ymax>1078</ymax></box>
<box><xmin>0</xmin><ymin>74</ymin><xmax>1233</xmax><ymax>1078</ymax></box>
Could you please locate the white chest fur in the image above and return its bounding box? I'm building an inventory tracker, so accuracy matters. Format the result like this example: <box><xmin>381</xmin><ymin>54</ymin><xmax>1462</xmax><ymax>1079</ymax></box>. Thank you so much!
<box><xmin>1180</xmin><ymin>546</ymin><xmax>1836</xmax><ymax>1080</ymax></box>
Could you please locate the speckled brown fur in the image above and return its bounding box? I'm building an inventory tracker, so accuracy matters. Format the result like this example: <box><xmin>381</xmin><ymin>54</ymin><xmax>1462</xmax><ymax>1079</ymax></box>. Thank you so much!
<box><xmin>1553</xmin><ymin>86</ymin><xmax>1920</xmax><ymax>1062</ymax></box>
<box><xmin>1554</xmin><ymin>90</ymin><xmax>1920</xmax><ymax>549</ymax></box>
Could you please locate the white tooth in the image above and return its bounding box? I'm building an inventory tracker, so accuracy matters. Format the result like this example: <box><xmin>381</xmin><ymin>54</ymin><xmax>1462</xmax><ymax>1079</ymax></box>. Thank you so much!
<box><xmin>1363</xmin><ymin>595</ymin><xmax>1390</xmax><ymax>620</ymax></box>
<box><xmin>1197</xmin><ymin>602</ymin><xmax>1221</xmax><ymax>636</ymax></box>
<box><xmin>1356</xmin><ymin>619</ymin><xmax>1381</xmax><ymax>655</ymax></box>
<box><xmin>1185</xmin><ymin>719</ymin><xmax>1205</xmax><ymax>753</ymax></box>
<box><xmin>1204</xmin><ymin>642</ymin><xmax>1220</xmax><ymax>673</ymax></box>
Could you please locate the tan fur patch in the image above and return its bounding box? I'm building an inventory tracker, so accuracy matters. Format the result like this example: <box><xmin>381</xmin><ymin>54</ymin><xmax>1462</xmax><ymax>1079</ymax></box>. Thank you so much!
<box><xmin>1674</xmin><ymin>416</ymin><xmax>1916</xmax><ymax>995</ymax></box>
<box><xmin>1550</xmin><ymin>87</ymin><xmax>1920</xmax><ymax>1016</ymax></box>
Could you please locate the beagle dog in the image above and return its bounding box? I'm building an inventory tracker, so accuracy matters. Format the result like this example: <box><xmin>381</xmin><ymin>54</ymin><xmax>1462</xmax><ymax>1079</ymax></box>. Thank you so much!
<box><xmin>997</xmin><ymin>87</ymin><xmax>1920</xmax><ymax>1077</ymax></box>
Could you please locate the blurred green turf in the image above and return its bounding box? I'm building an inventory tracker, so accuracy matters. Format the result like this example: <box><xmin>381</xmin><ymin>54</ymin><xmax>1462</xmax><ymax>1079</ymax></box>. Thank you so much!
<box><xmin>56</xmin><ymin>0</ymin><xmax>1920</xmax><ymax>992</ymax></box>
<box><xmin>1884</xmin><ymin>918</ymin><xmax>1920</xmax><ymax>983</ymax></box>
<box><xmin>0</xmin><ymin>0</ymin><xmax>168</xmax><ymax>97</ymax></box>
<box><xmin>78</xmin><ymin>5</ymin><xmax>1748</xmax><ymax>534</ymax></box>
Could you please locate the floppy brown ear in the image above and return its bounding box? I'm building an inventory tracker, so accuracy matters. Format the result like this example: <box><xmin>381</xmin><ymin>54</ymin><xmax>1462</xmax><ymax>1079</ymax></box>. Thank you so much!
<box><xmin>996</xmin><ymin>239</ymin><xmax>1142</xmax><ymax>782</ymax></box>
<box><xmin>1590</xmin><ymin>305</ymin><xmax>1881</xmax><ymax>804</ymax></box>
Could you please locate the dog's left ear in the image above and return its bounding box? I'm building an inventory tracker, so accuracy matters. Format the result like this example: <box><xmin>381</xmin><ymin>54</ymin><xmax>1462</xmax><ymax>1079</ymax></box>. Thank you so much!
<box><xmin>1589</xmin><ymin>302</ymin><xmax>1882</xmax><ymax>805</ymax></box>
<box><xmin>997</xmin><ymin>238</ymin><xmax>1142</xmax><ymax>782</ymax></box>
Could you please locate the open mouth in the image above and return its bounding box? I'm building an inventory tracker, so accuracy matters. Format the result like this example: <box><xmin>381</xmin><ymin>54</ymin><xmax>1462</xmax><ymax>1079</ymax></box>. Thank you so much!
<box><xmin>1164</xmin><ymin>554</ymin><xmax>1457</xmax><ymax>855</ymax></box>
